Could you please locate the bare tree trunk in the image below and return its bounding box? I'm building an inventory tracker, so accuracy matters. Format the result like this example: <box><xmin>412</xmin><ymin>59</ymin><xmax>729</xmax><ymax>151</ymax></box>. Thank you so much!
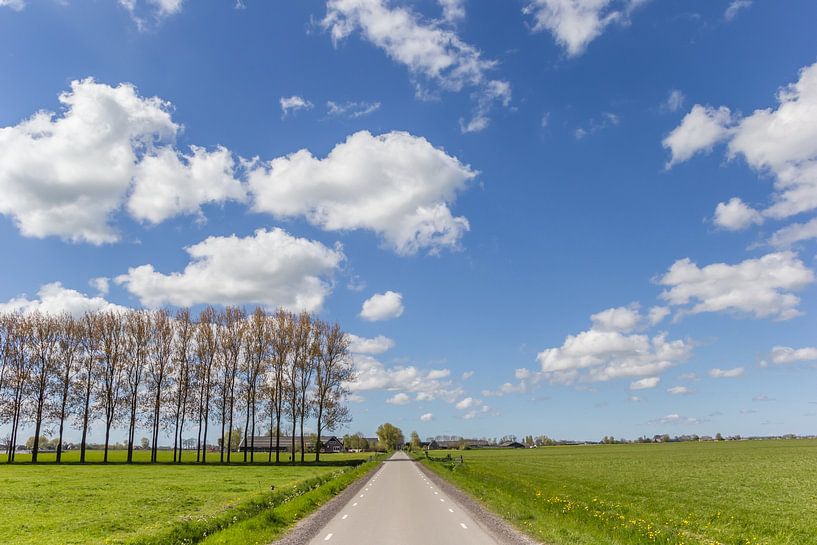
<box><xmin>250</xmin><ymin>390</ymin><xmax>256</xmax><ymax>463</ymax></box>
<box><xmin>202</xmin><ymin>375</ymin><xmax>211</xmax><ymax>464</ymax></box>
<box><xmin>104</xmin><ymin>420</ymin><xmax>112</xmax><ymax>463</ymax></box>
<box><xmin>268</xmin><ymin>408</ymin><xmax>274</xmax><ymax>463</ymax></box>
<box><xmin>151</xmin><ymin>383</ymin><xmax>162</xmax><ymax>463</ymax></box>
<box><xmin>243</xmin><ymin>389</ymin><xmax>250</xmax><ymax>463</ymax></box>
<box><xmin>80</xmin><ymin>374</ymin><xmax>91</xmax><ymax>463</ymax></box>
<box><xmin>220</xmin><ymin>382</ymin><xmax>226</xmax><ymax>463</ymax></box>
<box><xmin>196</xmin><ymin>378</ymin><xmax>205</xmax><ymax>463</ymax></box>
<box><xmin>56</xmin><ymin>376</ymin><xmax>70</xmax><ymax>463</ymax></box>
<box><xmin>227</xmin><ymin>383</ymin><xmax>236</xmax><ymax>462</ymax></box>
<box><xmin>275</xmin><ymin>397</ymin><xmax>282</xmax><ymax>463</ymax></box>
<box><xmin>178</xmin><ymin>384</ymin><xmax>188</xmax><ymax>463</ymax></box>
<box><xmin>172</xmin><ymin>385</ymin><xmax>182</xmax><ymax>463</ymax></box>
<box><xmin>315</xmin><ymin>410</ymin><xmax>322</xmax><ymax>463</ymax></box>
<box><xmin>299</xmin><ymin>415</ymin><xmax>305</xmax><ymax>463</ymax></box>
<box><xmin>8</xmin><ymin>382</ymin><xmax>23</xmax><ymax>462</ymax></box>
<box><xmin>127</xmin><ymin>394</ymin><xmax>138</xmax><ymax>463</ymax></box>
<box><xmin>31</xmin><ymin>377</ymin><xmax>47</xmax><ymax>463</ymax></box>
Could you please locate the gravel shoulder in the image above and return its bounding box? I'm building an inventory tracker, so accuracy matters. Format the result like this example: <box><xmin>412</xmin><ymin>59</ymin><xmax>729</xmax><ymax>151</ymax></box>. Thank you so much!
<box><xmin>269</xmin><ymin>461</ymin><xmax>381</xmax><ymax>545</ymax></box>
<box><xmin>415</xmin><ymin>458</ymin><xmax>545</xmax><ymax>545</ymax></box>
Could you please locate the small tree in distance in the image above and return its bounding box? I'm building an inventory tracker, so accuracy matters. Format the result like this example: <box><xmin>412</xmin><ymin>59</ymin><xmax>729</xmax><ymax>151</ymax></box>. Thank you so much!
<box><xmin>410</xmin><ymin>431</ymin><xmax>421</xmax><ymax>451</ymax></box>
<box><xmin>377</xmin><ymin>423</ymin><xmax>404</xmax><ymax>451</ymax></box>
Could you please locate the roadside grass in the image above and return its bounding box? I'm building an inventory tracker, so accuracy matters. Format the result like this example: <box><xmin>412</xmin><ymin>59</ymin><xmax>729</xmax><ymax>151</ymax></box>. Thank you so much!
<box><xmin>0</xmin><ymin>449</ymin><xmax>373</xmax><ymax>544</ymax></box>
<box><xmin>197</xmin><ymin>458</ymin><xmax>379</xmax><ymax>545</ymax></box>
<box><xmin>417</xmin><ymin>440</ymin><xmax>817</xmax><ymax>545</ymax></box>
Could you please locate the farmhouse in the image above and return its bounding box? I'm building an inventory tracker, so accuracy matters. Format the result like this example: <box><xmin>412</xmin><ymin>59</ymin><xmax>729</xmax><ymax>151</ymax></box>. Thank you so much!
<box><xmin>498</xmin><ymin>440</ymin><xmax>525</xmax><ymax>449</ymax></box>
<box><xmin>237</xmin><ymin>435</ymin><xmax>344</xmax><ymax>453</ymax></box>
<box><xmin>426</xmin><ymin>439</ymin><xmax>492</xmax><ymax>450</ymax></box>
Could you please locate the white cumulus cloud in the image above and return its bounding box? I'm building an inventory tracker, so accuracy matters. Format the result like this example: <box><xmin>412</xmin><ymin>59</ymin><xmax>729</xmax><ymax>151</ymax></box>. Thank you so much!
<box><xmin>0</xmin><ymin>78</ymin><xmax>175</xmax><ymax>243</ymax></box>
<box><xmin>651</xmin><ymin>413</ymin><xmax>700</xmax><ymax>425</ymax></box>
<box><xmin>0</xmin><ymin>282</ymin><xmax>126</xmax><ymax>317</ymax></box>
<box><xmin>767</xmin><ymin>217</ymin><xmax>817</xmax><ymax>248</ymax></box>
<box><xmin>346</xmin><ymin>354</ymin><xmax>461</xmax><ymax>403</ymax></box>
<box><xmin>386</xmin><ymin>392</ymin><xmax>411</xmax><ymax>405</ymax></box>
<box><xmin>326</xmin><ymin>100</ymin><xmax>381</xmax><ymax>118</ymax></box>
<box><xmin>662</xmin><ymin>105</ymin><xmax>734</xmax><ymax>167</ymax></box>
<box><xmin>658</xmin><ymin>252</ymin><xmax>814</xmax><ymax>321</ymax></box>
<box><xmin>590</xmin><ymin>304</ymin><xmax>641</xmax><ymax>332</ymax></box>
<box><xmin>0</xmin><ymin>0</ymin><xmax>25</xmax><ymax>10</ymax></box>
<box><xmin>713</xmin><ymin>197</ymin><xmax>763</xmax><ymax>231</ymax></box>
<box><xmin>438</xmin><ymin>0</ymin><xmax>465</xmax><ymax>23</ymax></box>
<box><xmin>523</xmin><ymin>0</ymin><xmax>647</xmax><ymax>57</ymax></box>
<box><xmin>724</xmin><ymin>0</ymin><xmax>751</xmax><ymax>21</ymax></box>
<box><xmin>360</xmin><ymin>291</ymin><xmax>404</xmax><ymax>321</ymax></box>
<box><xmin>0</xmin><ymin>78</ymin><xmax>246</xmax><ymax>244</ymax></box>
<box><xmin>667</xmin><ymin>385</ymin><xmax>693</xmax><ymax>395</ymax></box>
<box><xmin>532</xmin><ymin>305</ymin><xmax>691</xmax><ymax>386</ymax></box>
<box><xmin>280</xmin><ymin>95</ymin><xmax>314</xmax><ymax>116</ymax></box>
<box><xmin>420</xmin><ymin>412</ymin><xmax>434</xmax><ymax>422</ymax></box>
<box><xmin>709</xmin><ymin>367</ymin><xmax>745</xmax><ymax>378</ymax></box>
<box><xmin>631</xmin><ymin>376</ymin><xmax>660</xmax><ymax>390</ymax></box>
<box><xmin>322</xmin><ymin>0</ymin><xmax>510</xmax><ymax>131</ymax></box>
<box><xmin>769</xmin><ymin>346</ymin><xmax>817</xmax><ymax>365</ymax></box>
<box><xmin>115</xmin><ymin>228</ymin><xmax>344</xmax><ymax>311</ymax></box>
<box><xmin>348</xmin><ymin>334</ymin><xmax>395</xmax><ymax>355</ymax></box>
<box><xmin>128</xmin><ymin>145</ymin><xmax>245</xmax><ymax>224</ymax></box>
<box><xmin>666</xmin><ymin>62</ymin><xmax>817</xmax><ymax>227</ymax></box>
<box><xmin>119</xmin><ymin>0</ymin><xmax>183</xmax><ymax>30</ymax></box>
<box><xmin>247</xmin><ymin>130</ymin><xmax>475</xmax><ymax>255</ymax></box>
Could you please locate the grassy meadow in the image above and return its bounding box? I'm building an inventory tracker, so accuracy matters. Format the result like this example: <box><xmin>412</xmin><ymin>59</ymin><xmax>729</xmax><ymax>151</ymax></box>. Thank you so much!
<box><xmin>0</xmin><ymin>449</ymin><xmax>375</xmax><ymax>545</ymax></box>
<box><xmin>420</xmin><ymin>440</ymin><xmax>817</xmax><ymax>545</ymax></box>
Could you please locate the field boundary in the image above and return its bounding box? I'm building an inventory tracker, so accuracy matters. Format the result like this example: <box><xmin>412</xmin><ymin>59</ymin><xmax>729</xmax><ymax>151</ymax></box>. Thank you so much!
<box><xmin>127</xmin><ymin>458</ymin><xmax>379</xmax><ymax>545</ymax></box>
<box><xmin>413</xmin><ymin>454</ymin><xmax>545</xmax><ymax>545</ymax></box>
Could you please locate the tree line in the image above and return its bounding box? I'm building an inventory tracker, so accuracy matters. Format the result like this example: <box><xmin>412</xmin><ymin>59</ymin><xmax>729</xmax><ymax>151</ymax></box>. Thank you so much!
<box><xmin>0</xmin><ymin>307</ymin><xmax>354</xmax><ymax>464</ymax></box>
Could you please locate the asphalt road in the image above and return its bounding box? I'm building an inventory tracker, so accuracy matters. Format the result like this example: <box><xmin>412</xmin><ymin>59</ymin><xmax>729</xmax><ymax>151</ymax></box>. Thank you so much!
<box><xmin>306</xmin><ymin>450</ymin><xmax>499</xmax><ymax>545</ymax></box>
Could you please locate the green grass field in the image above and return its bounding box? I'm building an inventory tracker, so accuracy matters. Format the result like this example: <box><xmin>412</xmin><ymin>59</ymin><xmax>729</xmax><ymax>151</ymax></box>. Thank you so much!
<box><xmin>420</xmin><ymin>440</ymin><xmax>817</xmax><ymax>545</ymax></box>
<box><xmin>0</xmin><ymin>449</ymin><xmax>373</xmax><ymax>545</ymax></box>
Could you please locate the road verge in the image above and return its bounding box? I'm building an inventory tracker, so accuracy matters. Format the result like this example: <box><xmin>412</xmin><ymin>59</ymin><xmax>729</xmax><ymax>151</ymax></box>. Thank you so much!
<box><xmin>413</xmin><ymin>453</ymin><xmax>545</xmax><ymax>545</ymax></box>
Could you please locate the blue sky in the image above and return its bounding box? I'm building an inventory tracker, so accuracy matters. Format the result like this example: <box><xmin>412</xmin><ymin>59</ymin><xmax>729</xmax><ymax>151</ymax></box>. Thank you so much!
<box><xmin>1</xmin><ymin>0</ymin><xmax>817</xmax><ymax>443</ymax></box>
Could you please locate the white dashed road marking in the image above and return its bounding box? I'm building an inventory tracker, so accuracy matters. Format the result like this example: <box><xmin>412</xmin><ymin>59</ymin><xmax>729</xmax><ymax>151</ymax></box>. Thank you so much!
<box><xmin>460</xmin><ymin>523</ymin><xmax>468</xmax><ymax>529</ymax></box>
<box><xmin>324</xmin><ymin>533</ymin><xmax>333</xmax><ymax>541</ymax></box>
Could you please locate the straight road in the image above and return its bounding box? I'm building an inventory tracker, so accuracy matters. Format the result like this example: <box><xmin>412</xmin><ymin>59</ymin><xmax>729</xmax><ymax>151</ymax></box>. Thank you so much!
<box><xmin>307</xmin><ymin>450</ymin><xmax>499</xmax><ymax>545</ymax></box>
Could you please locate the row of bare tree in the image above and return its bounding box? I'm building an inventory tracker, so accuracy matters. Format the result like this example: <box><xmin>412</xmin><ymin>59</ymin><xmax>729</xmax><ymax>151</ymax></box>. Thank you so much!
<box><xmin>0</xmin><ymin>307</ymin><xmax>354</xmax><ymax>464</ymax></box>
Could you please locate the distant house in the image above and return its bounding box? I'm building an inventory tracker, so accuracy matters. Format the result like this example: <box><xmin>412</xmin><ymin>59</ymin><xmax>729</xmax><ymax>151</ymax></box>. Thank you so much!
<box><xmin>237</xmin><ymin>435</ymin><xmax>344</xmax><ymax>453</ymax></box>
<box><xmin>428</xmin><ymin>439</ymin><xmax>491</xmax><ymax>450</ymax></box>
<box><xmin>498</xmin><ymin>440</ymin><xmax>525</xmax><ymax>449</ymax></box>
<box><xmin>323</xmin><ymin>436</ymin><xmax>344</xmax><ymax>453</ymax></box>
